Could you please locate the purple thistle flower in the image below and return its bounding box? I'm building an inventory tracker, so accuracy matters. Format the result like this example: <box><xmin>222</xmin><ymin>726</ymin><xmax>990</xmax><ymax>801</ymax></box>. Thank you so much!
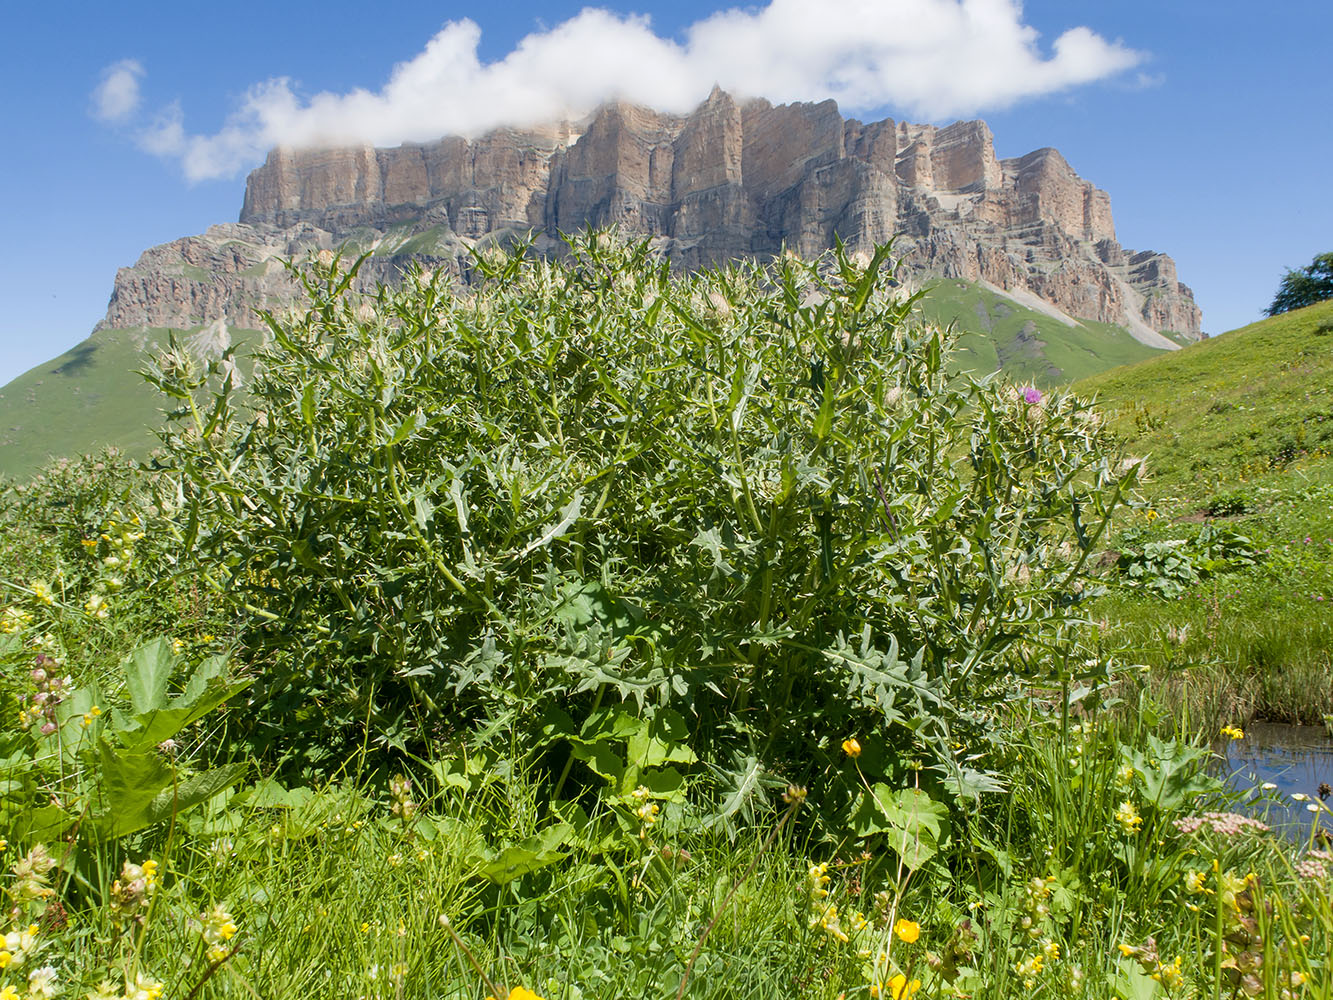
<box><xmin>1022</xmin><ymin>386</ymin><xmax>1043</xmax><ymax>404</ymax></box>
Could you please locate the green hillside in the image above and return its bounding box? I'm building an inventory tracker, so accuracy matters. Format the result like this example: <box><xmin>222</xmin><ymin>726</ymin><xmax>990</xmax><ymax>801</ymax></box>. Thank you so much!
<box><xmin>0</xmin><ymin>278</ymin><xmax>1173</xmax><ymax>481</ymax></box>
<box><xmin>1074</xmin><ymin>297</ymin><xmax>1333</xmax><ymax>491</ymax></box>
<box><xmin>0</xmin><ymin>326</ymin><xmax>261</xmax><ymax>480</ymax></box>
<box><xmin>0</xmin><ymin>328</ymin><xmax>169</xmax><ymax>477</ymax></box>
<box><xmin>1075</xmin><ymin>299</ymin><xmax>1333</xmax><ymax>726</ymax></box>
<box><xmin>922</xmin><ymin>278</ymin><xmax>1168</xmax><ymax>385</ymax></box>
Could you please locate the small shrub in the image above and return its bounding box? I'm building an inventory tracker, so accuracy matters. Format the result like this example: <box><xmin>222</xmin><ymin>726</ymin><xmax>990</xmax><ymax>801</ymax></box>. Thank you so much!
<box><xmin>151</xmin><ymin>234</ymin><xmax>1135</xmax><ymax>806</ymax></box>
<box><xmin>1114</xmin><ymin>524</ymin><xmax>1260</xmax><ymax>598</ymax></box>
<box><xmin>1204</xmin><ymin>489</ymin><xmax>1250</xmax><ymax>517</ymax></box>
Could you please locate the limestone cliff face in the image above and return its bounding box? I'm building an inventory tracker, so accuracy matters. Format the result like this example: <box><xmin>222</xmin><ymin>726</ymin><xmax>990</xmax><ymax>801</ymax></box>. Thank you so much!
<box><xmin>100</xmin><ymin>90</ymin><xmax>1201</xmax><ymax>342</ymax></box>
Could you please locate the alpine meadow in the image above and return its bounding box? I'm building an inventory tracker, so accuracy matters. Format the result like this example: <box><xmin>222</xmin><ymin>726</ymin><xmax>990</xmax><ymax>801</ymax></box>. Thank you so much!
<box><xmin>4</xmin><ymin>1</ymin><xmax>1333</xmax><ymax>997</ymax></box>
<box><xmin>3</xmin><ymin>237</ymin><xmax>1332</xmax><ymax>1000</ymax></box>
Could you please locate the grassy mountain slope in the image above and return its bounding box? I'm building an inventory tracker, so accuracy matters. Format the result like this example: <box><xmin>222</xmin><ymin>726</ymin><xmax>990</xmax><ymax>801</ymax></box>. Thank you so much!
<box><xmin>0</xmin><ymin>277</ymin><xmax>1170</xmax><ymax>481</ymax></box>
<box><xmin>0</xmin><ymin>327</ymin><xmax>260</xmax><ymax>480</ymax></box>
<box><xmin>1074</xmin><ymin>298</ymin><xmax>1333</xmax><ymax>491</ymax></box>
<box><xmin>0</xmin><ymin>328</ymin><xmax>169</xmax><ymax>477</ymax></box>
<box><xmin>1075</xmin><ymin>299</ymin><xmax>1333</xmax><ymax>725</ymax></box>
<box><xmin>921</xmin><ymin>279</ymin><xmax>1167</xmax><ymax>386</ymax></box>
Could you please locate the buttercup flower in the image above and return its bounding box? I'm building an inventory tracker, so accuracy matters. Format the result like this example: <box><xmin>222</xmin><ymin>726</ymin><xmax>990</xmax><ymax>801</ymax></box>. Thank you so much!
<box><xmin>486</xmin><ymin>988</ymin><xmax>545</xmax><ymax>1000</ymax></box>
<box><xmin>893</xmin><ymin>918</ymin><xmax>920</xmax><ymax>944</ymax></box>
<box><xmin>887</xmin><ymin>973</ymin><xmax>920</xmax><ymax>1000</ymax></box>
<box><xmin>842</xmin><ymin>737</ymin><xmax>862</xmax><ymax>758</ymax></box>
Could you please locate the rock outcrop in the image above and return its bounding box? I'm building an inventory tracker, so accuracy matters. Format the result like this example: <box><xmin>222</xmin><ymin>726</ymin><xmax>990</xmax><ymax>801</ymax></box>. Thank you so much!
<box><xmin>99</xmin><ymin>90</ymin><xmax>1201</xmax><ymax>343</ymax></box>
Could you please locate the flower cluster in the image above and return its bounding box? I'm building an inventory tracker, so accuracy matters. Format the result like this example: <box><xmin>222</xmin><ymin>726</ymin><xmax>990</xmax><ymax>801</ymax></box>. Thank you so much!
<box><xmin>15</xmin><ymin>658</ymin><xmax>73</xmax><ymax>736</ymax></box>
<box><xmin>1173</xmin><ymin>812</ymin><xmax>1270</xmax><ymax>837</ymax></box>
<box><xmin>1115</xmin><ymin>800</ymin><xmax>1143</xmax><ymax>834</ymax></box>
<box><xmin>197</xmin><ymin>903</ymin><xmax>238</xmax><ymax>963</ymax></box>
<box><xmin>109</xmin><ymin>859</ymin><xmax>158</xmax><ymax>924</ymax></box>
<box><xmin>0</xmin><ymin>606</ymin><xmax>32</xmax><ymax>634</ymax></box>
<box><xmin>0</xmin><ymin>846</ymin><xmax>60</xmax><ymax>1000</ymax></box>
<box><xmin>630</xmin><ymin>785</ymin><xmax>659</xmax><ymax>840</ymax></box>
<box><xmin>388</xmin><ymin>774</ymin><xmax>417</xmax><ymax>824</ymax></box>
<box><xmin>801</xmin><ymin>858</ymin><xmax>930</xmax><ymax>997</ymax></box>
<box><xmin>80</xmin><ymin>510</ymin><xmax>146</xmax><ymax>619</ymax></box>
<box><xmin>1009</xmin><ymin>876</ymin><xmax>1066</xmax><ymax>989</ymax></box>
<box><xmin>1118</xmin><ymin>939</ymin><xmax>1184</xmax><ymax>991</ymax></box>
<box><xmin>7</xmin><ymin>846</ymin><xmax>55</xmax><ymax>905</ymax></box>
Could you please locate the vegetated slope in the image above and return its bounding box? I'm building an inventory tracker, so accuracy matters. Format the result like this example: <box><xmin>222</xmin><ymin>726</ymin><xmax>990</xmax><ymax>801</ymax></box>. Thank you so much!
<box><xmin>0</xmin><ymin>327</ymin><xmax>260</xmax><ymax>480</ymax></box>
<box><xmin>1074</xmin><ymin>298</ymin><xmax>1333</xmax><ymax>492</ymax></box>
<box><xmin>1078</xmin><ymin>300</ymin><xmax>1333</xmax><ymax>725</ymax></box>
<box><xmin>0</xmin><ymin>278</ymin><xmax>1162</xmax><ymax>481</ymax></box>
<box><xmin>921</xmin><ymin>279</ymin><xmax>1166</xmax><ymax>386</ymax></box>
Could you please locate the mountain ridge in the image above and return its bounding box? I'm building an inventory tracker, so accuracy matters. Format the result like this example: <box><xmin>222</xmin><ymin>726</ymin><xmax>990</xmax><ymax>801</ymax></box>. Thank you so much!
<box><xmin>99</xmin><ymin>89</ymin><xmax>1200</xmax><ymax>343</ymax></box>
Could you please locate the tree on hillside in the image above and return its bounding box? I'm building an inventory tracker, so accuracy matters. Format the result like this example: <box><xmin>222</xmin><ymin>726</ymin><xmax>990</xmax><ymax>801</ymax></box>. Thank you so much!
<box><xmin>1266</xmin><ymin>251</ymin><xmax>1333</xmax><ymax>316</ymax></box>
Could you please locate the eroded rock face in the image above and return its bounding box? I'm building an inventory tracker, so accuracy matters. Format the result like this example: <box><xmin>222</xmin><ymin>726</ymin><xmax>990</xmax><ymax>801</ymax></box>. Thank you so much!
<box><xmin>100</xmin><ymin>91</ymin><xmax>1201</xmax><ymax>342</ymax></box>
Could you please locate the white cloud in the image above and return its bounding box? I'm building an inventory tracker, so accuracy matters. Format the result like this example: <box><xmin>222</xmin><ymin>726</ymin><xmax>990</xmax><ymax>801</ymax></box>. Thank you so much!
<box><xmin>118</xmin><ymin>0</ymin><xmax>1143</xmax><ymax>182</ymax></box>
<box><xmin>91</xmin><ymin>59</ymin><xmax>144</xmax><ymax>123</ymax></box>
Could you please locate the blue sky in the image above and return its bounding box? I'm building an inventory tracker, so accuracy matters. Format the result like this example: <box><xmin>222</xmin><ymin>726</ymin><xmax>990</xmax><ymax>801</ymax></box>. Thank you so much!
<box><xmin>2</xmin><ymin>0</ymin><xmax>1330</xmax><ymax>386</ymax></box>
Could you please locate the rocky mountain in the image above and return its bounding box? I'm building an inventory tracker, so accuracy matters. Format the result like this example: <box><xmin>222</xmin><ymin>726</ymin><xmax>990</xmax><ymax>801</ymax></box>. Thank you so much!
<box><xmin>100</xmin><ymin>88</ymin><xmax>1200</xmax><ymax>344</ymax></box>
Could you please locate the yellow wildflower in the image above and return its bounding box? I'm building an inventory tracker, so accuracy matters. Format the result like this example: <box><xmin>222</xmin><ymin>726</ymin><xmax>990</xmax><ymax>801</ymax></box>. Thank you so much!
<box><xmin>487</xmin><ymin>988</ymin><xmax>546</xmax><ymax>1000</ymax></box>
<box><xmin>1014</xmin><ymin>954</ymin><xmax>1044</xmax><ymax>986</ymax></box>
<box><xmin>1151</xmin><ymin>956</ymin><xmax>1184</xmax><ymax>990</ymax></box>
<box><xmin>887</xmin><ymin>973</ymin><xmax>920</xmax><ymax>1000</ymax></box>
<box><xmin>808</xmin><ymin>863</ymin><xmax>831</xmax><ymax>899</ymax></box>
<box><xmin>0</xmin><ymin>986</ymin><xmax>19</xmax><ymax>1000</ymax></box>
<box><xmin>1115</xmin><ymin>800</ymin><xmax>1142</xmax><ymax>834</ymax></box>
<box><xmin>1042</xmin><ymin>939</ymin><xmax>1060</xmax><ymax>961</ymax></box>
<box><xmin>893</xmin><ymin>918</ymin><xmax>920</xmax><ymax>943</ymax></box>
<box><xmin>842</xmin><ymin>737</ymin><xmax>862</xmax><ymax>758</ymax></box>
<box><xmin>1184</xmin><ymin>870</ymin><xmax>1212</xmax><ymax>895</ymax></box>
<box><xmin>126</xmin><ymin>972</ymin><xmax>163</xmax><ymax>1000</ymax></box>
<box><xmin>1220</xmin><ymin>725</ymin><xmax>1245</xmax><ymax>740</ymax></box>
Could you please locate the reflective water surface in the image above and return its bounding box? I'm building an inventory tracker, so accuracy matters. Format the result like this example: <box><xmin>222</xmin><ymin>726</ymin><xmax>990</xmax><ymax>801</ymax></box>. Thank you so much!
<box><xmin>1220</xmin><ymin>722</ymin><xmax>1333</xmax><ymax>833</ymax></box>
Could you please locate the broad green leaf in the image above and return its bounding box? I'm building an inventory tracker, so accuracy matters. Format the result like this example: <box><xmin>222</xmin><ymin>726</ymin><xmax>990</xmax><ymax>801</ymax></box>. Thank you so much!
<box><xmin>626</xmin><ymin>710</ymin><xmax>697</xmax><ymax>768</ymax></box>
<box><xmin>850</xmin><ymin>785</ymin><xmax>949</xmax><ymax>869</ymax></box>
<box><xmin>141</xmin><ymin>764</ymin><xmax>249</xmax><ymax>831</ymax></box>
<box><xmin>570</xmin><ymin>741</ymin><xmax>626</xmax><ymax>784</ymax></box>
<box><xmin>115</xmin><ymin>677</ymin><xmax>251</xmax><ymax>751</ymax></box>
<box><xmin>93</xmin><ymin>741</ymin><xmax>174</xmax><ymax>838</ymax></box>
<box><xmin>481</xmin><ymin>823</ymin><xmax>572</xmax><ymax>883</ymax></box>
<box><xmin>637</xmin><ymin>767</ymin><xmax>686</xmax><ymax>802</ymax></box>
<box><xmin>124</xmin><ymin>638</ymin><xmax>176</xmax><ymax>714</ymax></box>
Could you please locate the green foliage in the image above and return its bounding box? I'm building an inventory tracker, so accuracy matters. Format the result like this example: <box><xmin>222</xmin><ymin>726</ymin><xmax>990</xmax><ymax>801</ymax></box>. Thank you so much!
<box><xmin>151</xmin><ymin>234</ymin><xmax>1134</xmax><ymax>802</ymax></box>
<box><xmin>1266</xmin><ymin>251</ymin><xmax>1333</xmax><ymax>316</ymax></box>
<box><xmin>1075</xmin><ymin>298</ymin><xmax>1333</xmax><ymax>493</ymax></box>
<box><xmin>1114</xmin><ymin>524</ymin><xmax>1260</xmax><ymax>598</ymax></box>
<box><xmin>1204</xmin><ymin>489</ymin><xmax>1250</xmax><ymax>517</ymax></box>
<box><xmin>0</xmin><ymin>636</ymin><xmax>249</xmax><ymax>846</ymax></box>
